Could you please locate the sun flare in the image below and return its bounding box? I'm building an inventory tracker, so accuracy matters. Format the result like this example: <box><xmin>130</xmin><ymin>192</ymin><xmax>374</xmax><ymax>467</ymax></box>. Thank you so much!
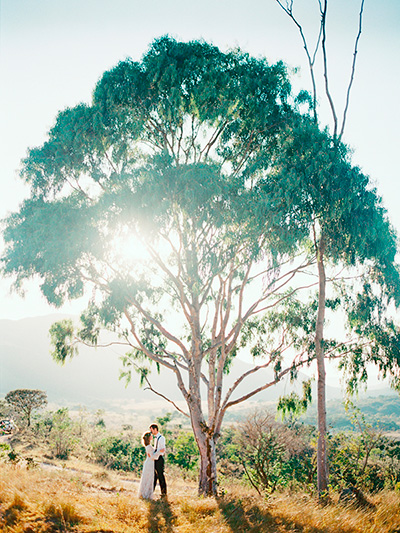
<box><xmin>110</xmin><ymin>230</ymin><xmax>174</xmax><ymax>270</ymax></box>
<box><xmin>112</xmin><ymin>234</ymin><xmax>151</xmax><ymax>265</ymax></box>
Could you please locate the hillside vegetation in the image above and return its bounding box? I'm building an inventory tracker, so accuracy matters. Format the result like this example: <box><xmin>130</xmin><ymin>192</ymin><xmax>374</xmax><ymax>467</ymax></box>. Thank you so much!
<box><xmin>300</xmin><ymin>394</ymin><xmax>400</xmax><ymax>432</ymax></box>
<box><xmin>1</xmin><ymin>462</ymin><xmax>400</xmax><ymax>533</ymax></box>
<box><xmin>1</xmin><ymin>403</ymin><xmax>400</xmax><ymax>532</ymax></box>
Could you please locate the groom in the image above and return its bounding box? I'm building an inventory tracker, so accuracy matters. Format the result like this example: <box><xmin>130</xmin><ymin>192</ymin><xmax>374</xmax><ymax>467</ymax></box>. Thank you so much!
<box><xmin>149</xmin><ymin>423</ymin><xmax>167</xmax><ymax>496</ymax></box>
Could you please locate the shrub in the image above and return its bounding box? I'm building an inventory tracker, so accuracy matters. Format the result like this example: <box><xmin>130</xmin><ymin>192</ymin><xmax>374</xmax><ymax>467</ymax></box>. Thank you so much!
<box><xmin>48</xmin><ymin>408</ymin><xmax>76</xmax><ymax>459</ymax></box>
<box><xmin>91</xmin><ymin>435</ymin><xmax>145</xmax><ymax>472</ymax></box>
<box><xmin>0</xmin><ymin>442</ymin><xmax>12</xmax><ymax>461</ymax></box>
<box><xmin>3</xmin><ymin>493</ymin><xmax>27</xmax><ymax>527</ymax></box>
<box><xmin>328</xmin><ymin>430</ymin><xmax>400</xmax><ymax>492</ymax></box>
<box><xmin>168</xmin><ymin>432</ymin><xmax>199</xmax><ymax>471</ymax></box>
<box><xmin>217</xmin><ymin>410</ymin><xmax>317</xmax><ymax>494</ymax></box>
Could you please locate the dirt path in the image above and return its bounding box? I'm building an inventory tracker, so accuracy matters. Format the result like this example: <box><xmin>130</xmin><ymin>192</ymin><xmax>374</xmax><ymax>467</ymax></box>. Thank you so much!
<box><xmin>38</xmin><ymin>459</ymin><xmax>140</xmax><ymax>493</ymax></box>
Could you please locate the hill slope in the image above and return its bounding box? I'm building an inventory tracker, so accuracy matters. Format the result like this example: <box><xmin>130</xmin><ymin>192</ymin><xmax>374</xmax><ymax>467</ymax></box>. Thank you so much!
<box><xmin>0</xmin><ymin>314</ymin><xmax>351</xmax><ymax>409</ymax></box>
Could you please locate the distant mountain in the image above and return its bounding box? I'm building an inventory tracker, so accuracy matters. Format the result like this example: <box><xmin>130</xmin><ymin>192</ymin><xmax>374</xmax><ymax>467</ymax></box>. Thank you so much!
<box><xmin>0</xmin><ymin>314</ymin><xmax>380</xmax><ymax>410</ymax></box>
<box><xmin>0</xmin><ymin>314</ymin><xmax>147</xmax><ymax>407</ymax></box>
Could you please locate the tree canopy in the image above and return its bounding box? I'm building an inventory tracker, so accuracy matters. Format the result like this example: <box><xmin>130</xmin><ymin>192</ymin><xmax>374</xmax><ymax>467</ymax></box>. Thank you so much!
<box><xmin>2</xmin><ymin>37</ymin><xmax>310</xmax><ymax>495</ymax></box>
<box><xmin>2</xmin><ymin>36</ymin><xmax>399</xmax><ymax>496</ymax></box>
<box><xmin>5</xmin><ymin>389</ymin><xmax>48</xmax><ymax>427</ymax></box>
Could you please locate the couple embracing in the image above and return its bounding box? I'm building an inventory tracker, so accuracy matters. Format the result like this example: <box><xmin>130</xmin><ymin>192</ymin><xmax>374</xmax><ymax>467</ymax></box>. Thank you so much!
<box><xmin>138</xmin><ymin>423</ymin><xmax>167</xmax><ymax>499</ymax></box>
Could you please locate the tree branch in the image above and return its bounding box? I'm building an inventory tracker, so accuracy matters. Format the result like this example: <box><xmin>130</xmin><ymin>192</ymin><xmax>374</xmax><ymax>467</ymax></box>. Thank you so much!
<box><xmin>320</xmin><ymin>0</ymin><xmax>338</xmax><ymax>137</ymax></box>
<box><xmin>275</xmin><ymin>0</ymin><xmax>321</xmax><ymax>122</ymax></box>
<box><xmin>217</xmin><ymin>362</ymin><xmax>303</xmax><ymax>430</ymax></box>
<box><xmin>338</xmin><ymin>0</ymin><xmax>365</xmax><ymax>141</ymax></box>
<box><xmin>127</xmin><ymin>358</ymin><xmax>190</xmax><ymax>418</ymax></box>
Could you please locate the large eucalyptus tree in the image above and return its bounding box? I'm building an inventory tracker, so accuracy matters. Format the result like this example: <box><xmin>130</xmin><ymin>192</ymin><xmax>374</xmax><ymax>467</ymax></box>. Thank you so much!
<box><xmin>2</xmin><ymin>37</ymin><xmax>313</xmax><ymax>495</ymax></box>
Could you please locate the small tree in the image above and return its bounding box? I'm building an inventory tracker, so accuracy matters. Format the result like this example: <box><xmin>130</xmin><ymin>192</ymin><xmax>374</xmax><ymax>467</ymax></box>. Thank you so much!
<box><xmin>274</xmin><ymin>0</ymin><xmax>368</xmax><ymax>497</ymax></box>
<box><xmin>49</xmin><ymin>408</ymin><xmax>75</xmax><ymax>459</ymax></box>
<box><xmin>236</xmin><ymin>410</ymin><xmax>315</xmax><ymax>494</ymax></box>
<box><xmin>5</xmin><ymin>389</ymin><xmax>47</xmax><ymax>427</ymax></box>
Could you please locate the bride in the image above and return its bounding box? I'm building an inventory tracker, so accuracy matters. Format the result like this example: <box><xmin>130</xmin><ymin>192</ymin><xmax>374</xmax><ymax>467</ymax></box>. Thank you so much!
<box><xmin>138</xmin><ymin>432</ymin><xmax>155</xmax><ymax>499</ymax></box>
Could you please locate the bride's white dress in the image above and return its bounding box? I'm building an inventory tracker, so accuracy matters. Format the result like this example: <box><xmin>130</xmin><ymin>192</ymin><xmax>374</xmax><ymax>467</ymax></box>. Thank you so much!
<box><xmin>138</xmin><ymin>444</ymin><xmax>155</xmax><ymax>499</ymax></box>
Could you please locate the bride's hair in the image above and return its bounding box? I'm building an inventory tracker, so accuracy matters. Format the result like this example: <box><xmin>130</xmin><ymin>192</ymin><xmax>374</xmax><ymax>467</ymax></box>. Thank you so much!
<box><xmin>142</xmin><ymin>431</ymin><xmax>152</xmax><ymax>446</ymax></box>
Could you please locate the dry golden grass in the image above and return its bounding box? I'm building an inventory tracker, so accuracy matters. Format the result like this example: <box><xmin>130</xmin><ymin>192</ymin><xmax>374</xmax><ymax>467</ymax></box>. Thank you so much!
<box><xmin>0</xmin><ymin>463</ymin><xmax>400</xmax><ymax>532</ymax></box>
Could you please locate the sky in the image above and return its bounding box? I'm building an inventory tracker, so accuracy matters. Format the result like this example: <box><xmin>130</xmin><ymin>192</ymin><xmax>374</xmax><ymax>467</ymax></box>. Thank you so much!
<box><xmin>0</xmin><ymin>0</ymin><xmax>399</xmax><ymax>321</ymax></box>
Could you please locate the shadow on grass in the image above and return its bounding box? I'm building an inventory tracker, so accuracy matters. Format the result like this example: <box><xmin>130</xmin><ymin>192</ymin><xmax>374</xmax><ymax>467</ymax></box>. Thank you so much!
<box><xmin>217</xmin><ymin>496</ymin><xmax>334</xmax><ymax>533</ymax></box>
<box><xmin>86</xmin><ymin>530</ymin><xmax>114</xmax><ymax>533</ymax></box>
<box><xmin>147</xmin><ymin>497</ymin><xmax>177</xmax><ymax>533</ymax></box>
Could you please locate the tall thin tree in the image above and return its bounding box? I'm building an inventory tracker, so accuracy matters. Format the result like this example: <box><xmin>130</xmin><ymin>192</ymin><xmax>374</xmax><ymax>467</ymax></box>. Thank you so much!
<box><xmin>275</xmin><ymin>0</ymin><xmax>376</xmax><ymax>497</ymax></box>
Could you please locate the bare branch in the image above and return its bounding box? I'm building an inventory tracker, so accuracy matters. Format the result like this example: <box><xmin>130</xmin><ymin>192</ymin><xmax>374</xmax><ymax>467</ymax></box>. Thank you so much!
<box><xmin>320</xmin><ymin>0</ymin><xmax>338</xmax><ymax>137</ymax></box>
<box><xmin>324</xmin><ymin>339</ymin><xmax>372</xmax><ymax>359</ymax></box>
<box><xmin>218</xmin><ymin>361</ymin><xmax>305</xmax><ymax>429</ymax></box>
<box><xmin>65</xmin><ymin>177</ymin><xmax>93</xmax><ymax>200</ymax></box>
<box><xmin>275</xmin><ymin>0</ymin><xmax>321</xmax><ymax>122</ymax></box>
<box><xmin>78</xmin><ymin>340</ymin><xmax>132</xmax><ymax>349</ymax></box>
<box><xmin>147</xmin><ymin>114</ymin><xmax>175</xmax><ymax>154</ymax></box>
<box><xmin>200</xmin><ymin>118</ymin><xmax>230</xmax><ymax>161</ymax></box>
<box><xmin>222</xmin><ymin>358</ymin><xmax>274</xmax><ymax>407</ymax></box>
<box><xmin>103</xmin><ymin>149</ymin><xmax>118</xmax><ymax>176</ymax></box>
<box><xmin>242</xmin><ymin>259</ymin><xmax>315</xmax><ymax>320</ymax></box>
<box><xmin>123</xmin><ymin>309</ymin><xmax>180</xmax><ymax>369</ymax></box>
<box><xmin>253</xmin><ymin>280</ymin><xmax>319</xmax><ymax>315</ymax></box>
<box><xmin>143</xmin><ymin>383</ymin><xmax>190</xmax><ymax>418</ymax></box>
<box><xmin>123</xmin><ymin>308</ymin><xmax>193</xmax><ymax>404</ymax></box>
<box><xmin>145</xmin><ymin>237</ymin><xmax>193</xmax><ymax>321</ymax></box>
<box><xmin>126</xmin><ymin>296</ymin><xmax>190</xmax><ymax>359</ymax></box>
<box><xmin>127</xmin><ymin>358</ymin><xmax>190</xmax><ymax>418</ymax></box>
<box><xmin>338</xmin><ymin>0</ymin><xmax>365</xmax><ymax>141</ymax></box>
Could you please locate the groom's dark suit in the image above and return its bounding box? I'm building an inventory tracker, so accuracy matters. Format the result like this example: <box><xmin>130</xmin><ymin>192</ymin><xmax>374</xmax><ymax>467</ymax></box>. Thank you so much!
<box><xmin>154</xmin><ymin>433</ymin><xmax>167</xmax><ymax>495</ymax></box>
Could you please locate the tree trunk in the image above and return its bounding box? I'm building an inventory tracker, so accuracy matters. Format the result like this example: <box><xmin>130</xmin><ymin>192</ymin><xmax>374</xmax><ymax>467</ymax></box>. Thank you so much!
<box><xmin>191</xmin><ymin>416</ymin><xmax>218</xmax><ymax>496</ymax></box>
<box><xmin>316</xmin><ymin>238</ymin><xmax>328</xmax><ymax>497</ymax></box>
<box><xmin>198</xmin><ymin>433</ymin><xmax>218</xmax><ymax>496</ymax></box>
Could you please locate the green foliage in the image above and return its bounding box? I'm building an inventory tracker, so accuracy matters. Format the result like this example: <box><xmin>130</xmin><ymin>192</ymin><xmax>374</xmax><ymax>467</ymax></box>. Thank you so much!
<box><xmin>217</xmin><ymin>426</ymin><xmax>250</xmax><ymax>480</ymax></box>
<box><xmin>240</xmin><ymin>294</ymin><xmax>317</xmax><ymax>368</ymax></box>
<box><xmin>277</xmin><ymin>379</ymin><xmax>313</xmax><ymax>420</ymax></box>
<box><xmin>168</xmin><ymin>432</ymin><xmax>199</xmax><ymax>471</ymax></box>
<box><xmin>49</xmin><ymin>320</ymin><xmax>78</xmax><ymax>364</ymax></box>
<box><xmin>270</xmin><ymin>116</ymin><xmax>399</xmax><ymax>275</ymax></box>
<box><xmin>0</xmin><ymin>443</ymin><xmax>12</xmax><ymax>461</ymax></box>
<box><xmin>268</xmin><ymin>115</ymin><xmax>400</xmax><ymax>394</ymax></box>
<box><xmin>216</xmin><ymin>406</ymin><xmax>400</xmax><ymax>494</ymax></box>
<box><xmin>340</xmin><ymin>282</ymin><xmax>400</xmax><ymax>393</ymax></box>
<box><xmin>217</xmin><ymin>411</ymin><xmax>316</xmax><ymax>494</ymax></box>
<box><xmin>78</xmin><ymin>306</ymin><xmax>101</xmax><ymax>345</ymax></box>
<box><xmin>155</xmin><ymin>412</ymin><xmax>172</xmax><ymax>434</ymax></box>
<box><xmin>96</xmin><ymin>418</ymin><xmax>106</xmax><ymax>429</ymax></box>
<box><xmin>32</xmin><ymin>408</ymin><xmax>77</xmax><ymax>459</ymax></box>
<box><xmin>1</xmin><ymin>36</ymin><xmax>297</xmax><ymax>313</ymax></box>
<box><xmin>91</xmin><ymin>435</ymin><xmax>145</xmax><ymax>472</ymax></box>
<box><xmin>328</xmin><ymin>419</ymin><xmax>400</xmax><ymax>493</ymax></box>
<box><xmin>7</xmin><ymin>449</ymin><xmax>20</xmax><ymax>464</ymax></box>
<box><xmin>48</xmin><ymin>408</ymin><xmax>76</xmax><ymax>459</ymax></box>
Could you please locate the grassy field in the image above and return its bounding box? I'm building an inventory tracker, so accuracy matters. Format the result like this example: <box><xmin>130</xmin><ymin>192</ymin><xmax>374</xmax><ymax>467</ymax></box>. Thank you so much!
<box><xmin>1</xmin><ymin>459</ymin><xmax>400</xmax><ymax>533</ymax></box>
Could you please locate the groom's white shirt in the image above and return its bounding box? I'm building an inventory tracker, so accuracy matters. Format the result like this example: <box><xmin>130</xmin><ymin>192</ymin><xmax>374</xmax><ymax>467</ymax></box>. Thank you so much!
<box><xmin>153</xmin><ymin>432</ymin><xmax>166</xmax><ymax>460</ymax></box>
